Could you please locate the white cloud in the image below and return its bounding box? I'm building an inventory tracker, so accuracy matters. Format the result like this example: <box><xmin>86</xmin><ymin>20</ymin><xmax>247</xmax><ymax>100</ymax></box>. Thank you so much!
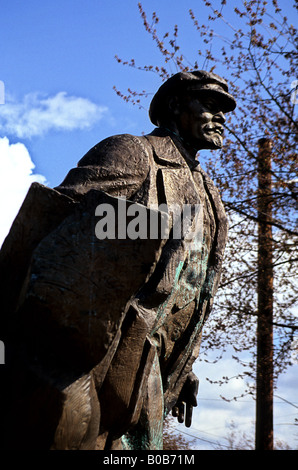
<box><xmin>0</xmin><ymin>91</ymin><xmax>108</xmax><ymax>242</ymax></box>
<box><xmin>0</xmin><ymin>91</ymin><xmax>108</xmax><ymax>138</ymax></box>
<box><xmin>0</xmin><ymin>137</ymin><xmax>46</xmax><ymax>245</ymax></box>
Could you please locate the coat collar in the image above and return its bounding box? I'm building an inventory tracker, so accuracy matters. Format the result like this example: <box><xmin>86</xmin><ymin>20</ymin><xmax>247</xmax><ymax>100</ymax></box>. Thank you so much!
<box><xmin>146</xmin><ymin>127</ymin><xmax>201</xmax><ymax>172</ymax></box>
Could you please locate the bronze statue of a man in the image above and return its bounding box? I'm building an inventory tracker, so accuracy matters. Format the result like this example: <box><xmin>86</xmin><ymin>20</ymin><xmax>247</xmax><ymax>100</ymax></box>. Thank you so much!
<box><xmin>0</xmin><ymin>71</ymin><xmax>236</xmax><ymax>450</ymax></box>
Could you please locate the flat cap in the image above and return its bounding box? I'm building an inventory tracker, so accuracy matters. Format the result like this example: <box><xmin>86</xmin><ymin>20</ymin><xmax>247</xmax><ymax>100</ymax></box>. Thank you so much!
<box><xmin>149</xmin><ymin>70</ymin><xmax>236</xmax><ymax>126</ymax></box>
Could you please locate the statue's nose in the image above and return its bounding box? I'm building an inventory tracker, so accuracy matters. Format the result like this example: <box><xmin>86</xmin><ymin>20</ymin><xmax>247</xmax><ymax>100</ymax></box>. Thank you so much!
<box><xmin>214</xmin><ymin>111</ymin><xmax>226</xmax><ymax>123</ymax></box>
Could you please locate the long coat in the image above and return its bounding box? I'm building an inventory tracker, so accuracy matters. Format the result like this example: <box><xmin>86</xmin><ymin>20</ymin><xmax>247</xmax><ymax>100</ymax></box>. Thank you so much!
<box><xmin>0</xmin><ymin>127</ymin><xmax>228</xmax><ymax>450</ymax></box>
<box><xmin>55</xmin><ymin>127</ymin><xmax>228</xmax><ymax>432</ymax></box>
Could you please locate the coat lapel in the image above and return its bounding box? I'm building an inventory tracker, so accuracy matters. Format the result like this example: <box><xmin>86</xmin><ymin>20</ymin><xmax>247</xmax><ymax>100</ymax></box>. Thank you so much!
<box><xmin>144</xmin><ymin>132</ymin><xmax>201</xmax><ymax>208</ymax></box>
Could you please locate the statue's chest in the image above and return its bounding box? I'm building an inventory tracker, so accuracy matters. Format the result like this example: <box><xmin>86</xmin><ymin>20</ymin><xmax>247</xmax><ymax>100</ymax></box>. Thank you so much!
<box><xmin>148</xmin><ymin>161</ymin><xmax>216</xmax><ymax>245</ymax></box>
<box><xmin>149</xmin><ymin>160</ymin><xmax>216</xmax><ymax>307</ymax></box>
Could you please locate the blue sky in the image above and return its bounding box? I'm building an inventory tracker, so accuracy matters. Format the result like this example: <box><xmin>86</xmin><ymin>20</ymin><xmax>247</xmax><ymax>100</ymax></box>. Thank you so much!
<box><xmin>1</xmin><ymin>0</ymin><xmax>214</xmax><ymax>188</ymax></box>
<box><xmin>0</xmin><ymin>0</ymin><xmax>296</xmax><ymax>189</ymax></box>
<box><xmin>0</xmin><ymin>0</ymin><xmax>297</xmax><ymax>450</ymax></box>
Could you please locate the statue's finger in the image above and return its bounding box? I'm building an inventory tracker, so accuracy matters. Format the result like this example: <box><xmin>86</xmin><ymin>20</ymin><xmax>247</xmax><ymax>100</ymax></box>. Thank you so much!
<box><xmin>178</xmin><ymin>402</ymin><xmax>185</xmax><ymax>423</ymax></box>
<box><xmin>185</xmin><ymin>404</ymin><xmax>193</xmax><ymax>428</ymax></box>
<box><xmin>190</xmin><ymin>393</ymin><xmax>197</xmax><ymax>407</ymax></box>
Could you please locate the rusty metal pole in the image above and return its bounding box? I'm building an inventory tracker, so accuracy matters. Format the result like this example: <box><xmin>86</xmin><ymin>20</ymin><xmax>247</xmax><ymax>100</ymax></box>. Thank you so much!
<box><xmin>255</xmin><ymin>138</ymin><xmax>274</xmax><ymax>450</ymax></box>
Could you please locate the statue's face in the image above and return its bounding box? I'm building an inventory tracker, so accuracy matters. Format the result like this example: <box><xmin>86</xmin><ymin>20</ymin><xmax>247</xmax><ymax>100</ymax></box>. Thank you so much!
<box><xmin>174</xmin><ymin>93</ymin><xmax>226</xmax><ymax>151</ymax></box>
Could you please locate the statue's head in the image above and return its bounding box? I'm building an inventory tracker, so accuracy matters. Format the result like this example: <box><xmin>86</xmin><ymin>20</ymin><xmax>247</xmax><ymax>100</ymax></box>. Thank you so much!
<box><xmin>149</xmin><ymin>70</ymin><xmax>236</xmax><ymax>152</ymax></box>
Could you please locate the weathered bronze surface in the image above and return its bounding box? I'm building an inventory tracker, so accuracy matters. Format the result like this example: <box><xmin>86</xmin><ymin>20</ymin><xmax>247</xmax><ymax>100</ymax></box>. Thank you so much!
<box><xmin>0</xmin><ymin>71</ymin><xmax>235</xmax><ymax>450</ymax></box>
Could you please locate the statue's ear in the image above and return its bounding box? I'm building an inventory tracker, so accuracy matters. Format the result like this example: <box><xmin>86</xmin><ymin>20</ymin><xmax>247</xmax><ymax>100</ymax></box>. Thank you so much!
<box><xmin>168</xmin><ymin>96</ymin><xmax>180</xmax><ymax>116</ymax></box>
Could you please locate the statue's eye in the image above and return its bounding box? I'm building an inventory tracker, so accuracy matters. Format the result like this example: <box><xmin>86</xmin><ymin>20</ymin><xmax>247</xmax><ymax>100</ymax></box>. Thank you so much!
<box><xmin>204</xmin><ymin>100</ymin><xmax>219</xmax><ymax>112</ymax></box>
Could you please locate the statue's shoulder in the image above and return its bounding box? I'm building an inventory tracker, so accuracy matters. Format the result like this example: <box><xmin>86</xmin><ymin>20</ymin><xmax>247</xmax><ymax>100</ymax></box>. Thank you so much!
<box><xmin>78</xmin><ymin>133</ymin><xmax>151</xmax><ymax>167</ymax></box>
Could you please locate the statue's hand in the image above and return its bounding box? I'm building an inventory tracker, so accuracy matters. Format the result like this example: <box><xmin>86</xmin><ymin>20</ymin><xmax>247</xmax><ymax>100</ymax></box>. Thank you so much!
<box><xmin>172</xmin><ymin>372</ymin><xmax>199</xmax><ymax>428</ymax></box>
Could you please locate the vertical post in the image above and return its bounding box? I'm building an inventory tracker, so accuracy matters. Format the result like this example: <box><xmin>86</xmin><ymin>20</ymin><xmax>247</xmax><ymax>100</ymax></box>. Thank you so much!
<box><xmin>256</xmin><ymin>138</ymin><xmax>274</xmax><ymax>450</ymax></box>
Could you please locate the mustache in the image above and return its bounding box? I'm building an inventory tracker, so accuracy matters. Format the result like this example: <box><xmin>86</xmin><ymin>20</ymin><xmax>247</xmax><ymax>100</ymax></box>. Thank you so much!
<box><xmin>203</xmin><ymin>124</ymin><xmax>224</xmax><ymax>135</ymax></box>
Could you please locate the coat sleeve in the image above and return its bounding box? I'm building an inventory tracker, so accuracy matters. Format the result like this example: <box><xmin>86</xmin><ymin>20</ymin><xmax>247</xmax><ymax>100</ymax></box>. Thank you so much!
<box><xmin>54</xmin><ymin>134</ymin><xmax>150</xmax><ymax>200</ymax></box>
